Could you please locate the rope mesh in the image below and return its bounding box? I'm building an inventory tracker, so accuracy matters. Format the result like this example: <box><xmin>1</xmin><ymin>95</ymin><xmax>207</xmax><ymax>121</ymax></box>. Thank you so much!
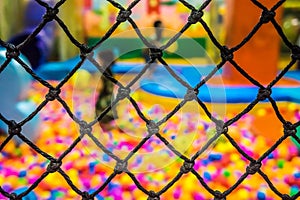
<box><xmin>0</xmin><ymin>0</ymin><xmax>300</xmax><ymax>199</ymax></box>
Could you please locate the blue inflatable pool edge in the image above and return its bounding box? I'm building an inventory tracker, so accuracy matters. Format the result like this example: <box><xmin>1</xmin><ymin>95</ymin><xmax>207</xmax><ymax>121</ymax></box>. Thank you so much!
<box><xmin>140</xmin><ymin>67</ymin><xmax>300</xmax><ymax>104</ymax></box>
<box><xmin>35</xmin><ymin>55</ymin><xmax>300</xmax><ymax>104</ymax></box>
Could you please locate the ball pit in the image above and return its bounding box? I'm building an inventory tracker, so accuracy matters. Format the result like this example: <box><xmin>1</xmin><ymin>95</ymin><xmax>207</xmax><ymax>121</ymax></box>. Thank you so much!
<box><xmin>0</xmin><ymin>76</ymin><xmax>299</xmax><ymax>200</ymax></box>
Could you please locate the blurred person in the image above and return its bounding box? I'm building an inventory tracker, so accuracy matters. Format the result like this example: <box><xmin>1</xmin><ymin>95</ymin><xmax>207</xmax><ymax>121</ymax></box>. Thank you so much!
<box><xmin>142</xmin><ymin>20</ymin><xmax>164</xmax><ymax>77</ymax></box>
<box><xmin>142</xmin><ymin>19</ymin><xmax>163</xmax><ymax>63</ymax></box>
<box><xmin>95</xmin><ymin>50</ymin><xmax>118</xmax><ymax>131</ymax></box>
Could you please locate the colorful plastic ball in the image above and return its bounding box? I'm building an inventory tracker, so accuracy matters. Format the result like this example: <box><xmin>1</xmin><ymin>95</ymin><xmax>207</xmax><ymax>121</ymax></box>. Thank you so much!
<box><xmin>257</xmin><ymin>191</ymin><xmax>266</xmax><ymax>200</ymax></box>
<box><xmin>208</xmin><ymin>153</ymin><xmax>222</xmax><ymax>161</ymax></box>
<box><xmin>237</xmin><ymin>188</ymin><xmax>250</xmax><ymax>199</ymax></box>
<box><xmin>290</xmin><ymin>185</ymin><xmax>299</xmax><ymax>196</ymax></box>
<box><xmin>14</xmin><ymin>187</ymin><xmax>37</xmax><ymax>200</ymax></box>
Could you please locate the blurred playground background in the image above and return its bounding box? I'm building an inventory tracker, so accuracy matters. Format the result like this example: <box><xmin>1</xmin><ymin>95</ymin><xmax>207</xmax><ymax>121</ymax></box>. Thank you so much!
<box><xmin>0</xmin><ymin>0</ymin><xmax>300</xmax><ymax>199</ymax></box>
